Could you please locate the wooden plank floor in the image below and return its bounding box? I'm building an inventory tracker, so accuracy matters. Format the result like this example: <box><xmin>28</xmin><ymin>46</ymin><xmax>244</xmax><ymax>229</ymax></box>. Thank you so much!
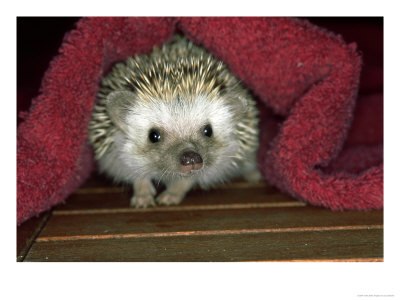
<box><xmin>17</xmin><ymin>175</ymin><xmax>383</xmax><ymax>262</ymax></box>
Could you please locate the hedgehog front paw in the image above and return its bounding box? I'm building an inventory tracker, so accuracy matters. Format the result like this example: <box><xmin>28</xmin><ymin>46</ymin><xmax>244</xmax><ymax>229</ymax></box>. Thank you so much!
<box><xmin>156</xmin><ymin>191</ymin><xmax>184</xmax><ymax>206</ymax></box>
<box><xmin>130</xmin><ymin>194</ymin><xmax>156</xmax><ymax>208</ymax></box>
<box><xmin>243</xmin><ymin>170</ymin><xmax>262</xmax><ymax>183</ymax></box>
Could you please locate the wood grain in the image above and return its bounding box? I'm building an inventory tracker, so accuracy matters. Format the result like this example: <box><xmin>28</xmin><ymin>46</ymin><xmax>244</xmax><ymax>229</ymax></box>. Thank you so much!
<box><xmin>37</xmin><ymin>206</ymin><xmax>382</xmax><ymax>239</ymax></box>
<box><xmin>19</xmin><ymin>175</ymin><xmax>384</xmax><ymax>262</ymax></box>
<box><xmin>25</xmin><ymin>228</ymin><xmax>383</xmax><ymax>262</ymax></box>
<box><xmin>55</xmin><ymin>183</ymin><xmax>283</xmax><ymax>211</ymax></box>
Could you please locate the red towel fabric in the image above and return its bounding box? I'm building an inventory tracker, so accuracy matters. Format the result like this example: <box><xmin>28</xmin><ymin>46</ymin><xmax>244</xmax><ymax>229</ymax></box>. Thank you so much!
<box><xmin>17</xmin><ymin>17</ymin><xmax>383</xmax><ymax>225</ymax></box>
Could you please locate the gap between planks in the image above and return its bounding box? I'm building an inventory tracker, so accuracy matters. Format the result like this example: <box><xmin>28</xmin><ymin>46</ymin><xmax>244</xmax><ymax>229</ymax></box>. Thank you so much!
<box><xmin>53</xmin><ymin>201</ymin><xmax>306</xmax><ymax>215</ymax></box>
<box><xmin>17</xmin><ymin>211</ymin><xmax>52</xmax><ymax>262</ymax></box>
<box><xmin>36</xmin><ymin>224</ymin><xmax>383</xmax><ymax>242</ymax></box>
<box><xmin>250</xmin><ymin>258</ymin><xmax>384</xmax><ymax>262</ymax></box>
<box><xmin>73</xmin><ymin>181</ymin><xmax>270</xmax><ymax>194</ymax></box>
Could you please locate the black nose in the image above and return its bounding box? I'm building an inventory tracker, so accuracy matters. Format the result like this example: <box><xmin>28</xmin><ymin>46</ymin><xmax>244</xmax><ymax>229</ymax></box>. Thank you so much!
<box><xmin>180</xmin><ymin>151</ymin><xmax>203</xmax><ymax>171</ymax></box>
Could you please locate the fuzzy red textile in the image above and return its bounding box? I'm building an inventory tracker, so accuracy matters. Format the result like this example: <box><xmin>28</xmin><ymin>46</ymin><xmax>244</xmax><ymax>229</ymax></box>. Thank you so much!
<box><xmin>17</xmin><ymin>17</ymin><xmax>383</xmax><ymax>225</ymax></box>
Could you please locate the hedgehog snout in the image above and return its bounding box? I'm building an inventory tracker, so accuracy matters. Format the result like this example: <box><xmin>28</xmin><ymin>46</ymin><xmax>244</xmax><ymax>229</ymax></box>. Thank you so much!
<box><xmin>179</xmin><ymin>151</ymin><xmax>203</xmax><ymax>173</ymax></box>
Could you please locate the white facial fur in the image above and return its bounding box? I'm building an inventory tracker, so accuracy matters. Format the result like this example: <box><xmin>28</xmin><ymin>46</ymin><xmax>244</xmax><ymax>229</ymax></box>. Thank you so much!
<box><xmin>125</xmin><ymin>95</ymin><xmax>235</xmax><ymax>145</ymax></box>
<box><xmin>97</xmin><ymin>92</ymin><xmax>243</xmax><ymax>188</ymax></box>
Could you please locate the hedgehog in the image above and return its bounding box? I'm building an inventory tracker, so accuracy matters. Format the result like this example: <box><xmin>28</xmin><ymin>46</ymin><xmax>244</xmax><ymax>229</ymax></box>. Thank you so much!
<box><xmin>88</xmin><ymin>35</ymin><xmax>261</xmax><ymax>208</ymax></box>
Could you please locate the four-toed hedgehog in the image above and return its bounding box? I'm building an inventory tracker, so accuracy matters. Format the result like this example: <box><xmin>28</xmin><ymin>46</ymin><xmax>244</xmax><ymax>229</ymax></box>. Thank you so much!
<box><xmin>88</xmin><ymin>35</ymin><xmax>261</xmax><ymax>207</ymax></box>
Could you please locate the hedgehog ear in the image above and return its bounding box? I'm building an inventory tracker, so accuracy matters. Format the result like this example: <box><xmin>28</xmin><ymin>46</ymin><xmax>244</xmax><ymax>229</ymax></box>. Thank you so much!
<box><xmin>227</xmin><ymin>94</ymin><xmax>249</xmax><ymax>121</ymax></box>
<box><xmin>105</xmin><ymin>90</ymin><xmax>136</xmax><ymax>133</ymax></box>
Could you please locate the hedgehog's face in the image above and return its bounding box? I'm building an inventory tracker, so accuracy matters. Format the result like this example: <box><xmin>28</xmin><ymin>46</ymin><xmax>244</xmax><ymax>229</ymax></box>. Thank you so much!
<box><xmin>106</xmin><ymin>91</ymin><xmax>242</xmax><ymax>184</ymax></box>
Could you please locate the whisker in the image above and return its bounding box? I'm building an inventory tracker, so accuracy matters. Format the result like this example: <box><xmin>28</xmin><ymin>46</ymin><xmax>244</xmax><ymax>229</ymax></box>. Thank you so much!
<box><xmin>157</xmin><ymin>167</ymin><xmax>170</xmax><ymax>186</ymax></box>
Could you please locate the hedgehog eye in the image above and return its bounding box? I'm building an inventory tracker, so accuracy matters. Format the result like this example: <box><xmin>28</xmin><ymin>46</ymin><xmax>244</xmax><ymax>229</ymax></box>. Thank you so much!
<box><xmin>148</xmin><ymin>129</ymin><xmax>161</xmax><ymax>143</ymax></box>
<box><xmin>202</xmin><ymin>124</ymin><xmax>213</xmax><ymax>138</ymax></box>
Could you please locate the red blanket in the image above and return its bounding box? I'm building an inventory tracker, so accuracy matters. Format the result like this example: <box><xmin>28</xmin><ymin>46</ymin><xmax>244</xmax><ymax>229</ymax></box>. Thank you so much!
<box><xmin>17</xmin><ymin>17</ymin><xmax>383</xmax><ymax>225</ymax></box>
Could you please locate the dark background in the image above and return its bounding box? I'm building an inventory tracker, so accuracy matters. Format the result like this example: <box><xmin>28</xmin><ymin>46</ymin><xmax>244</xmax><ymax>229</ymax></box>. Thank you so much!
<box><xmin>17</xmin><ymin>17</ymin><xmax>383</xmax><ymax>125</ymax></box>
